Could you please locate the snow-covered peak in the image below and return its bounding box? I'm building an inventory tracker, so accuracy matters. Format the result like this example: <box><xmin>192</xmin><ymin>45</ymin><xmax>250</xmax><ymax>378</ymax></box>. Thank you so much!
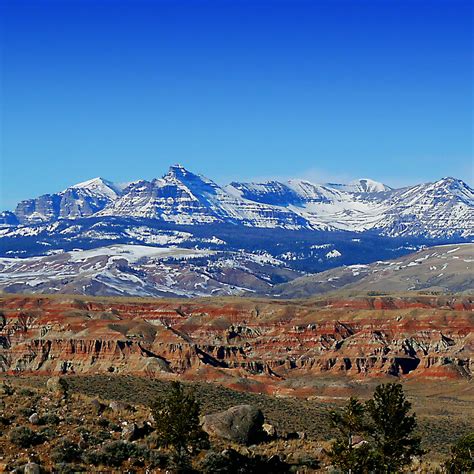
<box><xmin>327</xmin><ymin>178</ymin><xmax>391</xmax><ymax>193</ymax></box>
<box><xmin>349</xmin><ymin>178</ymin><xmax>391</xmax><ymax>193</ymax></box>
<box><xmin>166</xmin><ymin>163</ymin><xmax>187</xmax><ymax>176</ymax></box>
<box><xmin>164</xmin><ymin>164</ymin><xmax>217</xmax><ymax>187</ymax></box>
<box><xmin>68</xmin><ymin>177</ymin><xmax>122</xmax><ymax>199</ymax></box>
<box><xmin>432</xmin><ymin>177</ymin><xmax>473</xmax><ymax>196</ymax></box>
<box><xmin>287</xmin><ymin>179</ymin><xmax>341</xmax><ymax>201</ymax></box>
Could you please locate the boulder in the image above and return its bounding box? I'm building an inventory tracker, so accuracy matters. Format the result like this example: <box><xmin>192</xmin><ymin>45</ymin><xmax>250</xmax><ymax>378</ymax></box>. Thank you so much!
<box><xmin>90</xmin><ymin>399</ymin><xmax>105</xmax><ymax>415</ymax></box>
<box><xmin>23</xmin><ymin>463</ymin><xmax>41</xmax><ymax>474</ymax></box>
<box><xmin>46</xmin><ymin>377</ymin><xmax>68</xmax><ymax>396</ymax></box>
<box><xmin>109</xmin><ymin>400</ymin><xmax>132</xmax><ymax>413</ymax></box>
<box><xmin>121</xmin><ymin>422</ymin><xmax>139</xmax><ymax>441</ymax></box>
<box><xmin>28</xmin><ymin>413</ymin><xmax>40</xmax><ymax>425</ymax></box>
<box><xmin>201</xmin><ymin>404</ymin><xmax>265</xmax><ymax>445</ymax></box>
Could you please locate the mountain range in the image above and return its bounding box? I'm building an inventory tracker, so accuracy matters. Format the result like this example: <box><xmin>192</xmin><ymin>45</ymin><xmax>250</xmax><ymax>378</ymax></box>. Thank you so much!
<box><xmin>0</xmin><ymin>165</ymin><xmax>472</xmax><ymax>297</ymax></box>
<box><xmin>2</xmin><ymin>164</ymin><xmax>473</xmax><ymax>238</ymax></box>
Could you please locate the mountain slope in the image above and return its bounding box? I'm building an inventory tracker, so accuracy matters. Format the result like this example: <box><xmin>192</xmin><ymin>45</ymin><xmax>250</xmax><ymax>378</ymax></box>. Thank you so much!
<box><xmin>272</xmin><ymin>243</ymin><xmax>474</xmax><ymax>298</ymax></box>
<box><xmin>0</xmin><ymin>242</ymin><xmax>471</xmax><ymax>298</ymax></box>
<box><xmin>378</xmin><ymin>178</ymin><xmax>474</xmax><ymax>237</ymax></box>
<box><xmin>0</xmin><ymin>244</ymin><xmax>300</xmax><ymax>297</ymax></box>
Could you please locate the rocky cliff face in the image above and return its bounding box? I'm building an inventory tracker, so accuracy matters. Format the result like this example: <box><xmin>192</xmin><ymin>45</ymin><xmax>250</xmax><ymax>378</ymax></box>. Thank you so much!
<box><xmin>1</xmin><ymin>295</ymin><xmax>471</xmax><ymax>394</ymax></box>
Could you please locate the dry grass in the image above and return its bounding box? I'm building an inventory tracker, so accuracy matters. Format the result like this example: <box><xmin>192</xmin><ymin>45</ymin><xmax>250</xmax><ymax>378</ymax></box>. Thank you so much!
<box><xmin>5</xmin><ymin>374</ymin><xmax>472</xmax><ymax>461</ymax></box>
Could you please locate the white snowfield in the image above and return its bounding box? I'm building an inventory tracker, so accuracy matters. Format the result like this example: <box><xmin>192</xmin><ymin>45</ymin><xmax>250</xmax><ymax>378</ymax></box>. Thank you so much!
<box><xmin>3</xmin><ymin>165</ymin><xmax>473</xmax><ymax>238</ymax></box>
<box><xmin>67</xmin><ymin>245</ymin><xmax>212</xmax><ymax>263</ymax></box>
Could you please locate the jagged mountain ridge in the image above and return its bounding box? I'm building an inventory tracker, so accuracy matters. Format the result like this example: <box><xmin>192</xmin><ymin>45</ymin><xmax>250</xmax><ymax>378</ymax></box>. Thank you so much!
<box><xmin>2</xmin><ymin>164</ymin><xmax>473</xmax><ymax>238</ymax></box>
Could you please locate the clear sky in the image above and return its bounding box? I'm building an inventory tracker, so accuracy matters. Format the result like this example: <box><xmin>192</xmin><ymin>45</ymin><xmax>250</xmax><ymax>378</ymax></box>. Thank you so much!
<box><xmin>1</xmin><ymin>0</ymin><xmax>472</xmax><ymax>209</ymax></box>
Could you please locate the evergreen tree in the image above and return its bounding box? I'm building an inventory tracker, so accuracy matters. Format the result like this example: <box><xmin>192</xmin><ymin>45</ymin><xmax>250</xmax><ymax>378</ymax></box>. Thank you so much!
<box><xmin>444</xmin><ymin>433</ymin><xmax>474</xmax><ymax>473</ymax></box>
<box><xmin>151</xmin><ymin>381</ymin><xmax>209</xmax><ymax>471</ymax></box>
<box><xmin>365</xmin><ymin>383</ymin><xmax>424</xmax><ymax>472</ymax></box>
<box><xmin>328</xmin><ymin>397</ymin><xmax>377</xmax><ymax>473</ymax></box>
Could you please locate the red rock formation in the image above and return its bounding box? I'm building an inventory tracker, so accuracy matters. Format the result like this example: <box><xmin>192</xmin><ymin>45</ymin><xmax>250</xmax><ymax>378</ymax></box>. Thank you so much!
<box><xmin>0</xmin><ymin>295</ymin><xmax>472</xmax><ymax>391</ymax></box>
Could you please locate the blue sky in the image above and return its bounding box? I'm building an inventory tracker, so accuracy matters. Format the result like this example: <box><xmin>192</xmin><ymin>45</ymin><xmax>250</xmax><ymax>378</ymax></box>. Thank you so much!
<box><xmin>1</xmin><ymin>0</ymin><xmax>472</xmax><ymax>209</ymax></box>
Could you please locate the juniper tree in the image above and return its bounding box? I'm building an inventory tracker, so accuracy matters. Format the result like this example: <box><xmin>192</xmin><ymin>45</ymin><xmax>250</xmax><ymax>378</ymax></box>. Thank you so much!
<box><xmin>444</xmin><ymin>432</ymin><xmax>474</xmax><ymax>473</ymax></box>
<box><xmin>151</xmin><ymin>381</ymin><xmax>209</xmax><ymax>470</ymax></box>
<box><xmin>365</xmin><ymin>383</ymin><xmax>424</xmax><ymax>472</ymax></box>
<box><xmin>328</xmin><ymin>397</ymin><xmax>377</xmax><ymax>472</ymax></box>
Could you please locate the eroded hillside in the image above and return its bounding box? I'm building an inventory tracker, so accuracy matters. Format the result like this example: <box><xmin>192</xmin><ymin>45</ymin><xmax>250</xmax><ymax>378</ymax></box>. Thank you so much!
<box><xmin>0</xmin><ymin>294</ymin><xmax>472</xmax><ymax>396</ymax></box>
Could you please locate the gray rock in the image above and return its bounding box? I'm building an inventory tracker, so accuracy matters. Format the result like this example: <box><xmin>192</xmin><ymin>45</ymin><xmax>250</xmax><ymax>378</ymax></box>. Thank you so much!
<box><xmin>46</xmin><ymin>376</ymin><xmax>68</xmax><ymax>395</ymax></box>
<box><xmin>28</xmin><ymin>413</ymin><xmax>40</xmax><ymax>425</ymax></box>
<box><xmin>121</xmin><ymin>422</ymin><xmax>139</xmax><ymax>441</ymax></box>
<box><xmin>90</xmin><ymin>399</ymin><xmax>105</xmax><ymax>414</ymax></box>
<box><xmin>23</xmin><ymin>463</ymin><xmax>41</xmax><ymax>474</ymax></box>
<box><xmin>201</xmin><ymin>404</ymin><xmax>265</xmax><ymax>445</ymax></box>
<box><xmin>109</xmin><ymin>400</ymin><xmax>132</xmax><ymax>413</ymax></box>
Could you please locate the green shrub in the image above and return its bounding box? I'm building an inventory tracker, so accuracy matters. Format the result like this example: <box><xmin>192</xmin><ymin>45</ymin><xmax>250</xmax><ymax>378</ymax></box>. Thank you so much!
<box><xmin>74</xmin><ymin>427</ymin><xmax>111</xmax><ymax>447</ymax></box>
<box><xmin>39</xmin><ymin>426</ymin><xmax>58</xmax><ymax>440</ymax></box>
<box><xmin>83</xmin><ymin>441</ymin><xmax>148</xmax><ymax>467</ymax></box>
<box><xmin>97</xmin><ymin>418</ymin><xmax>109</xmax><ymax>428</ymax></box>
<box><xmin>53</xmin><ymin>463</ymin><xmax>86</xmax><ymax>474</ymax></box>
<box><xmin>18</xmin><ymin>388</ymin><xmax>35</xmax><ymax>397</ymax></box>
<box><xmin>9</xmin><ymin>426</ymin><xmax>43</xmax><ymax>448</ymax></box>
<box><xmin>1</xmin><ymin>383</ymin><xmax>14</xmax><ymax>395</ymax></box>
<box><xmin>51</xmin><ymin>439</ymin><xmax>82</xmax><ymax>463</ymax></box>
<box><xmin>39</xmin><ymin>413</ymin><xmax>60</xmax><ymax>425</ymax></box>
<box><xmin>148</xmin><ymin>450</ymin><xmax>168</xmax><ymax>469</ymax></box>
<box><xmin>18</xmin><ymin>406</ymin><xmax>34</xmax><ymax>417</ymax></box>
<box><xmin>197</xmin><ymin>449</ymin><xmax>289</xmax><ymax>473</ymax></box>
<box><xmin>0</xmin><ymin>415</ymin><xmax>11</xmax><ymax>426</ymax></box>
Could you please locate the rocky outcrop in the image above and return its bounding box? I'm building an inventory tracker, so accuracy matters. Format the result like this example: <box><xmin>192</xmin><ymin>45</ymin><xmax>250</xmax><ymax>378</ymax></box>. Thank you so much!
<box><xmin>201</xmin><ymin>405</ymin><xmax>265</xmax><ymax>445</ymax></box>
<box><xmin>0</xmin><ymin>295</ymin><xmax>472</xmax><ymax>390</ymax></box>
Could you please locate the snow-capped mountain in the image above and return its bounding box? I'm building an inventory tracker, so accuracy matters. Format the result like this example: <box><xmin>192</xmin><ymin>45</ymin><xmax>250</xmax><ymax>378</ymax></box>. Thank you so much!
<box><xmin>99</xmin><ymin>165</ymin><xmax>312</xmax><ymax>229</ymax></box>
<box><xmin>226</xmin><ymin>175</ymin><xmax>473</xmax><ymax>237</ymax></box>
<box><xmin>1</xmin><ymin>165</ymin><xmax>472</xmax><ymax>296</ymax></box>
<box><xmin>13</xmin><ymin>177</ymin><xmax>122</xmax><ymax>224</ymax></box>
<box><xmin>2</xmin><ymin>165</ymin><xmax>473</xmax><ymax>239</ymax></box>
<box><xmin>379</xmin><ymin>177</ymin><xmax>474</xmax><ymax>238</ymax></box>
